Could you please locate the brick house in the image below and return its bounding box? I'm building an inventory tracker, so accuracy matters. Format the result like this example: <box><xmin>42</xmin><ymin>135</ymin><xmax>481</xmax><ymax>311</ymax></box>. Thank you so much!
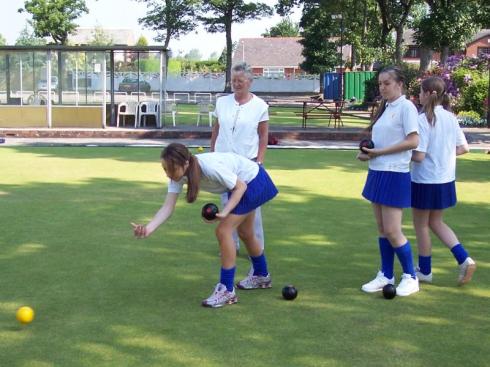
<box><xmin>403</xmin><ymin>29</ymin><xmax>490</xmax><ymax>64</ymax></box>
<box><xmin>465</xmin><ymin>29</ymin><xmax>490</xmax><ymax>57</ymax></box>
<box><xmin>231</xmin><ymin>37</ymin><xmax>305</xmax><ymax>77</ymax></box>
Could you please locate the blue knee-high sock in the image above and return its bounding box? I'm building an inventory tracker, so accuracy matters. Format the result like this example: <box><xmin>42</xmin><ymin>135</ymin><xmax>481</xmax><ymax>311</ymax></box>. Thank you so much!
<box><xmin>220</xmin><ymin>267</ymin><xmax>236</xmax><ymax>292</ymax></box>
<box><xmin>450</xmin><ymin>244</ymin><xmax>468</xmax><ymax>265</ymax></box>
<box><xmin>250</xmin><ymin>253</ymin><xmax>268</xmax><ymax>276</ymax></box>
<box><xmin>418</xmin><ymin>255</ymin><xmax>432</xmax><ymax>275</ymax></box>
<box><xmin>394</xmin><ymin>242</ymin><xmax>416</xmax><ymax>278</ymax></box>
<box><xmin>379</xmin><ymin>237</ymin><xmax>394</xmax><ymax>279</ymax></box>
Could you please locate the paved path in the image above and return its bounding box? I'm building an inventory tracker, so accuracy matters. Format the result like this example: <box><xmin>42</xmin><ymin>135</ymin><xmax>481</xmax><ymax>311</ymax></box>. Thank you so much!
<box><xmin>1</xmin><ymin>128</ymin><xmax>489</xmax><ymax>150</ymax></box>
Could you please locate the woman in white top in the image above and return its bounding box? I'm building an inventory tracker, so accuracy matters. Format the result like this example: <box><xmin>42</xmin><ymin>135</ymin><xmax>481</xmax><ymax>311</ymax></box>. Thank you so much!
<box><xmin>211</xmin><ymin>62</ymin><xmax>269</xmax><ymax>254</ymax></box>
<box><xmin>131</xmin><ymin>143</ymin><xmax>278</xmax><ymax>308</ymax></box>
<box><xmin>357</xmin><ymin>66</ymin><xmax>420</xmax><ymax>297</ymax></box>
<box><xmin>411</xmin><ymin>76</ymin><xmax>475</xmax><ymax>285</ymax></box>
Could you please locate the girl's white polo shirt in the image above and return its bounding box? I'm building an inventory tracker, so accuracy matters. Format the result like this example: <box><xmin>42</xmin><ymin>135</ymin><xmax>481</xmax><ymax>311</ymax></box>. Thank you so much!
<box><xmin>167</xmin><ymin>152</ymin><xmax>259</xmax><ymax>194</ymax></box>
<box><xmin>369</xmin><ymin>95</ymin><xmax>419</xmax><ymax>173</ymax></box>
<box><xmin>411</xmin><ymin>106</ymin><xmax>467</xmax><ymax>184</ymax></box>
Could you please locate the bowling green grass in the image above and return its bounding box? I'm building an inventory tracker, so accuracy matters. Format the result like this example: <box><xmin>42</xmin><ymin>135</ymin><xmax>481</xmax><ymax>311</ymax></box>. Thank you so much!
<box><xmin>0</xmin><ymin>147</ymin><xmax>489</xmax><ymax>367</ymax></box>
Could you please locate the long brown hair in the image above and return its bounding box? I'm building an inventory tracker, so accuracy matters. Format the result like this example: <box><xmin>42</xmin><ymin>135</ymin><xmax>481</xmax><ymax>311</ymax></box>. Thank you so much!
<box><xmin>420</xmin><ymin>76</ymin><xmax>451</xmax><ymax>125</ymax></box>
<box><xmin>367</xmin><ymin>66</ymin><xmax>406</xmax><ymax>132</ymax></box>
<box><xmin>161</xmin><ymin>143</ymin><xmax>201</xmax><ymax>203</ymax></box>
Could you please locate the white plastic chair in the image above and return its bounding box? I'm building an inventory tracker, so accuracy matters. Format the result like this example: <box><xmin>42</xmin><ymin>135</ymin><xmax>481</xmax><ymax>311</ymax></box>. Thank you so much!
<box><xmin>117</xmin><ymin>102</ymin><xmax>138</xmax><ymax>127</ymax></box>
<box><xmin>163</xmin><ymin>101</ymin><xmax>177</xmax><ymax>126</ymax></box>
<box><xmin>196</xmin><ymin>101</ymin><xmax>214</xmax><ymax>127</ymax></box>
<box><xmin>138</xmin><ymin>101</ymin><xmax>160</xmax><ymax>128</ymax></box>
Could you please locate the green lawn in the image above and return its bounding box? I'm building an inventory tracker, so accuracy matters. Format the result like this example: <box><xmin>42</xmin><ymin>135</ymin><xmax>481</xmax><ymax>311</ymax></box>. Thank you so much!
<box><xmin>158</xmin><ymin>103</ymin><xmax>370</xmax><ymax>129</ymax></box>
<box><xmin>0</xmin><ymin>147</ymin><xmax>489</xmax><ymax>367</ymax></box>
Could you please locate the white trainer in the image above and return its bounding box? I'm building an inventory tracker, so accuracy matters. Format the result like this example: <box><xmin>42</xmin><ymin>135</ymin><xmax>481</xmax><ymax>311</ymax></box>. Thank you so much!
<box><xmin>236</xmin><ymin>273</ymin><xmax>272</xmax><ymax>290</ymax></box>
<box><xmin>415</xmin><ymin>267</ymin><xmax>433</xmax><ymax>283</ymax></box>
<box><xmin>201</xmin><ymin>283</ymin><xmax>238</xmax><ymax>308</ymax></box>
<box><xmin>458</xmin><ymin>257</ymin><xmax>476</xmax><ymax>285</ymax></box>
<box><xmin>361</xmin><ymin>271</ymin><xmax>395</xmax><ymax>293</ymax></box>
<box><xmin>396</xmin><ymin>273</ymin><xmax>419</xmax><ymax>296</ymax></box>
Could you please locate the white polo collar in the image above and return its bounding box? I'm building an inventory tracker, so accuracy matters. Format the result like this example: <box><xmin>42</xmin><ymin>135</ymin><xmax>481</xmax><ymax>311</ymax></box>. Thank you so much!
<box><xmin>386</xmin><ymin>95</ymin><xmax>406</xmax><ymax>108</ymax></box>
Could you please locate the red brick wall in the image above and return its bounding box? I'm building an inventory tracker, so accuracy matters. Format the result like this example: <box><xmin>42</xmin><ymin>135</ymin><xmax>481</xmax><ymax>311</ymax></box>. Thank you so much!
<box><xmin>466</xmin><ymin>36</ymin><xmax>490</xmax><ymax>57</ymax></box>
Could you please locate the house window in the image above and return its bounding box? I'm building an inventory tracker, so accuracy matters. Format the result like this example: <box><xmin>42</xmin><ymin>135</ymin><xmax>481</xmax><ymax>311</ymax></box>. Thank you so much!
<box><xmin>477</xmin><ymin>47</ymin><xmax>490</xmax><ymax>56</ymax></box>
<box><xmin>263</xmin><ymin>67</ymin><xmax>284</xmax><ymax>77</ymax></box>
<box><xmin>404</xmin><ymin>46</ymin><xmax>420</xmax><ymax>58</ymax></box>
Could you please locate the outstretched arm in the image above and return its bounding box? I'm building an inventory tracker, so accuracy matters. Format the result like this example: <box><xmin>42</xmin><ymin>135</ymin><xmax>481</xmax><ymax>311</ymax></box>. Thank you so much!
<box><xmin>131</xmin><ymin>192</ymin><xmax>179</xmax><ymax>238</ymax></box>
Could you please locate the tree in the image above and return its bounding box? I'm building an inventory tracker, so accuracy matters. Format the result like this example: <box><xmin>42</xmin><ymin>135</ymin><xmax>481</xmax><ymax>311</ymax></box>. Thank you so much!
<box><xmin>136</xmin><ymin>35</ymin><xmax>149</xmax><ymax>46</ymax></box>
<box><xmin>16</xmin><ymin>24</ymin><xmax>47</xmax><ymax>46</ymax></box>
<box><xmin>198</xmin><ymin>0</ymin><xmax>273</xmax><ymax>92</ymax></box>
<box><xmin>185</xmin><ymin>48</ymin><xmax>203</xmax><ymax>61</ymax></box>
<box><xmin>376</xmin><ymin>0</ymin><xmax>420</xmax><ymax>65</ymax></box>
<box><xmin>18</xmin><ymin>0</ymin><xmax>89</xmax><ymax>45</ymax></box>
<box><xmin>0</xmin><ymin>34</ymin><xmax>6</xmax><ymax>46</ymax></box>
<box><xmin>278</xmin><ymin>0</ymin><xmax>386</xmax><ymax>75</ymax></box>
<box><xmin>415</xmin><ymin>1</ymin><xmax>483</xmax><ymax>66</ymax></box>
<box><xmin>137</xmin><ymin>0</ymin><xmax>199</xmax><ymax>50</ymax></box>
<box><xmin>88</xmin><ymin>25</ymin><xmax>113</xmax><ymax>46</ymax></box>
<box><xmin>262</xmin><ymin>17</ymin><xmax>300</xmax><ymax>37</ymax></box>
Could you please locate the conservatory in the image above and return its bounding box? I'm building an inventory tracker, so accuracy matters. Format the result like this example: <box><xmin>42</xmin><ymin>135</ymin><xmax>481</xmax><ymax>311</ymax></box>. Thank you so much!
<box><xmin>0</xmin><ymin>45</ymin><xmax>168</xmax><ymax>128</ymax></box>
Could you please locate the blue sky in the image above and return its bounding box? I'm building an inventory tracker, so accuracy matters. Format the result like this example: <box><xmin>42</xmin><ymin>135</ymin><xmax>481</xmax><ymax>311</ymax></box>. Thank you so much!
<box><xmin>0</xmin><ymin>0</ymin><xmax>301</xmax><ymax>59</ymax></box>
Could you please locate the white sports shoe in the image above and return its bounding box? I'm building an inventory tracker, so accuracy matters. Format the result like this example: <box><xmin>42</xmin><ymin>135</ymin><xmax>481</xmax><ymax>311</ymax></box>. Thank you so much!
<box><xmin>236</xmin><ymin>273</ymin><xmax>272</xmax><ymax>290</ymax></box>
<box><xmin>361</xmin><ymin>271</ymin><xmax>395</xmax><ymax>293</ymax></box>
<box><xmin>201</xmin><ymin>283</ymin><xmax>238</xmax><ymax>308</ymax></box>
<box><xmin>458</xmin><ymin>257</ymin><xmax>476</xmax><ymax>285</ymax></box>
<box><xmin>415</xmin><ymin>267</ymin><xmax>433</xmax><ymax>283</ymax></box>
<box><xmin>396</xmin><ymin>273</ymin><xmax>419</xmax><ymax>296</ymax></box>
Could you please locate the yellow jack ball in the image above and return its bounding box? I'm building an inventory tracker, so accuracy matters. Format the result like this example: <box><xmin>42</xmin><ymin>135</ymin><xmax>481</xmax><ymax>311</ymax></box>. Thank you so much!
<box><xmin>197</xmin><ymin>147</ymin><xmax>204</xmax><ymax>152</ymax></box>
<box><xmin>16</xmin><ymin>306</ymin><xmax>35</xmax><ymax>324</ymax></box>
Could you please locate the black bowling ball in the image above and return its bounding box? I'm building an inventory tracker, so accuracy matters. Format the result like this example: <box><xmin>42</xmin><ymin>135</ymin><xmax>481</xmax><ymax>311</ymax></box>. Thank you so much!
<box><xmin>282</xmin><ymin>285</ymin><xmax>298</xmax><ymax>300</ymax></box>
<box><xmin>201</xmin><ymin>203</ymin><xmax>219</xmax><ymax>220</ymax></box>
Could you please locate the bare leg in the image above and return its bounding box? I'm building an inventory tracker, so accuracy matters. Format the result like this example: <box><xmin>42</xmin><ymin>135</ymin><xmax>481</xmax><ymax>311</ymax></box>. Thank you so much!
<box><xmin>237</xmin><ymin>210</ymin><xmax>263</xmax><ymax>257</ymax></box>
<box><xmin>220</xmin><ymin>193</ymin><xmax>240</xmax><ymax>250</ymax></box>
<box><xmin>429</xmin><ymin>210</ymin><xmax>459</xmax><ymax>248</ymax></box>
<box><xmin>412</xmin><ymin>208</ymin><xmax>432</xmax><ymax>256</ymax></box>
<box><xmin>215</xmin><ymin>213</ymin><xmax>248</xmax><ymax>269</ymax></box>
<box><xmin>380</xmin><ymin>205</ymin><xmax>406</xmax><ymax>247</ymax></box>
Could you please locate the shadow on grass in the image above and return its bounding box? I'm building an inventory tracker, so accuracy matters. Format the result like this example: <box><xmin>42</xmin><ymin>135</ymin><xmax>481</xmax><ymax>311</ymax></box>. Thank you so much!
<box><xmin>0</xmin><ymin>173</ymin><xmax>489</xmax><ymax>366</ymax></box>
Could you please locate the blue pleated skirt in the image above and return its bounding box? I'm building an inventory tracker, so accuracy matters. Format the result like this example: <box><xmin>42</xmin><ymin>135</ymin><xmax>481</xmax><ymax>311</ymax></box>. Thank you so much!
<box><xmin>229</xmin><ymin>165</ymin><xmax>278</xmax><ymax>215</ymax></box>
<box><xmin>411</xmin><ymin>181</ymin><xmax>456</xmax><ymax>210</ymax></box>
<box><xmin>362</xmin><ymin>169</ymin><xmax>411</xmax><ymax>208</ymax></box>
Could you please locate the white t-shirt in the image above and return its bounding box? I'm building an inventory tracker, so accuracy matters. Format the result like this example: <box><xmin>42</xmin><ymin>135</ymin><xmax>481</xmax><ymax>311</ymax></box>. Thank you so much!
<box><xmin>213</xmin><ymin>93</ymin><xmax>269</xmax><ymax>160</ymax></box>
<box><xmin>411</xmin><ymin>106</ymin><xmax>467</xmax><ymax>184</ymax></box>
<box><xmin>369</xmin><ymin>95</ymin><xmax>419</xmax><ymax>173</ymax></box>
<box><xmin>167</xmin><ymin>152</ymin><xmax>260</xmax><ymax>194</ymax></box>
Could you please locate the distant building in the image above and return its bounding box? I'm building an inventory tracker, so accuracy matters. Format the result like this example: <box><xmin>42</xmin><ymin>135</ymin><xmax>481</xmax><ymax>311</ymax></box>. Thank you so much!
<box><xmin>402</xmin><ymin>29</ymin><xmax>490</xmax><ymax>64</ymax></box>
<box><xmin>232</xmin><ymin>37</ymin><xmax>305</xmax><ymax>77</ymax></box>
<box><xmin>69</xmin><ymin>28</ymin><xmax>137</xmax><ymax>46</ymax></box>
<box><xmin>465</xmin><ymin>29</ymin><xmax>490</xmax><ymax>57</ymax></box>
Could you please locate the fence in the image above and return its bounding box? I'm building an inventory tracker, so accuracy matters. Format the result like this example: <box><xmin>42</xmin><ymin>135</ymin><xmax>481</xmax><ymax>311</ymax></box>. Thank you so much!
<box><xmin>324</xmin><ymin>71</ymin><xmax>376</xmax><ymax>101</ymax></box>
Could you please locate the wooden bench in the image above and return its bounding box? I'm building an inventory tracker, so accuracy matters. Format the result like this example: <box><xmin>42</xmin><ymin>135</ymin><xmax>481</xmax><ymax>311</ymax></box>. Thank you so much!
<box><xmin>300</xmin><ymin>101</ymin><xmax>344</xmax><ymax>128</ymax></box>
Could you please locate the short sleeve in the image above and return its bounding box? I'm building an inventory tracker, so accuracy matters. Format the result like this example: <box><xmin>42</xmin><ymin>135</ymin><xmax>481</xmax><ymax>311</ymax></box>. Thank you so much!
<box><xmin>402</xmin><ymin>102</ymin><xmax>419</xmax><ymax>136</ymax></box>
<box><xmin>416</xmin><ymin>114</ymin><xmax>429</xmax><ymax>153</ymax></box>
<box><xmin>259</xmin><ymin>102</ymin><xmax>269</xmax><ymax>122</ymax></box>
<box><xmin>167</xmin><ymin>178</ymin><xmax>184</xmax><ymax>193</ymax></box>
<box><xmin>454</xmin><ymin>118</ymin><xmax>467</xmax><ymax>146</ymax></box>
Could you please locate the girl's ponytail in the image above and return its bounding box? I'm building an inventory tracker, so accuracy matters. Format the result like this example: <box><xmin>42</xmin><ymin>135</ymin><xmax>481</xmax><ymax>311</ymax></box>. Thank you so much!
<box><xmin>420</xmin><ymin>76</ymin><xmax>447</xmax><ymax>126</ymax></box>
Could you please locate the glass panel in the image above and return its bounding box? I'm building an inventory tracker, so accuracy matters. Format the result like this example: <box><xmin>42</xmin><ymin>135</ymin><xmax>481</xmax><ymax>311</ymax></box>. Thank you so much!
<box><xmin>0</xmin><ymin>52</ymin><xmax>7</xmax><ymax>104</ymax></box>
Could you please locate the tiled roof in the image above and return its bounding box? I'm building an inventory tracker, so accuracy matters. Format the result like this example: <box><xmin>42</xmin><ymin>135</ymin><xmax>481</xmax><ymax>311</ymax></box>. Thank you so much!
<box><xmin>69</xmin><ymin>28</ymin><xmax>137</xmax><ymax>46</ymax></box>
<box><xmin>232</xmin><ymin>37</ymin><xmax>304</xmax><ymax>67</ymax></box>
<box><xmin>469</xmin><ymin>29</ymin><xmax>490</xmax><ymax>43</ymax></box>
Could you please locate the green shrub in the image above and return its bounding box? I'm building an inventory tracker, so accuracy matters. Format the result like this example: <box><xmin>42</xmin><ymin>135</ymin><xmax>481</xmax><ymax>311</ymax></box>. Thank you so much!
<box><xmin>456</xmin><ymin>77</ymin><xmax>488</xmax><ymax>118</ymax></box>
<box><xmin>457</xmin><ymin>110</ymin><xmax>486</xmax><ymax>127</ymax></box>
